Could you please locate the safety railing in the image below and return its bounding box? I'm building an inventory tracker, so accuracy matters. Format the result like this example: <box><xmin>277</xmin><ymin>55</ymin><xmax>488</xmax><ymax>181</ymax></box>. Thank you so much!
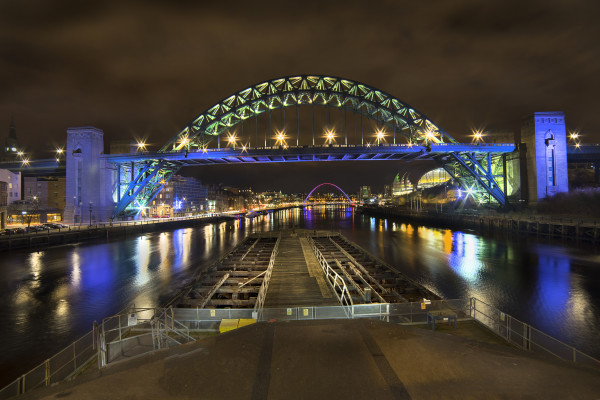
<box><xmin>253</xmin><ymin>233</ymin><xmax>281</xmax><ymax>318</ymax></box>
<box><xmin>97</xmin><ymin>307</ymin><xmax>157</xmax><ymax>366</ymax></box>
<box><xmin>306</xmin><ymin>236</ymin><xmax>353</xmax><ymax>308</ymax></box>
<box><xmin>0</xmin><ymin>329</ymin><xmax>97</xmax><ymax>400</ymax></box>
<box><xmin>0</xmin><ymin>312</ymin><xmax>134</xmax><ymax>400</ymax></box>
<box><xmin>470</xmin><ymin>297</ymin><xmax>600</xmax><ymax>366</ymax></box>
<box><xmin>388</xmin><ymin>299</ymin><xmax>471</xmax><ymax>324</ymax></box>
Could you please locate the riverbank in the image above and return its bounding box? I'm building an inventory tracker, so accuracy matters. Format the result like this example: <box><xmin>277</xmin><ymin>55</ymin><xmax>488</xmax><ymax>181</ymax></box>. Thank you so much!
<box><xmin>359</xmin><ymin>205</ymin><xmax>600</xmax><ymax>244</ymax></box>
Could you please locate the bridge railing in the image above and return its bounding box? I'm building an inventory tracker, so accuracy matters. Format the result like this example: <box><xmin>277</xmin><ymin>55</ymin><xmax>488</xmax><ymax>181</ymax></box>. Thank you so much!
<box><xmin>252</xmin><ymin>233</ymin><xmax>281</xmax><ymax>318</ymax></box>
<box><xmin>305</xmin><ymin>236</ymin><xmax>354</xmax><ymax>309</ymax></box>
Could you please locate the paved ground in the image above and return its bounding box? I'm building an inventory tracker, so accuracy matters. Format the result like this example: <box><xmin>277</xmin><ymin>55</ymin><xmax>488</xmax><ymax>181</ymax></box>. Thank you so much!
<box><xmin>22</xmin><ymin>319</ymin><xmax>600</xmax><ymax>400</ymax></box>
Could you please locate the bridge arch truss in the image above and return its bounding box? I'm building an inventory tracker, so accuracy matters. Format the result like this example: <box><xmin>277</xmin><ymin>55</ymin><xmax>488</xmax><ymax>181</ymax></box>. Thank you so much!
<box><xmin>163</xmin><ymin>75</ymin><xmax>455</xmax><ymax>151</ymax></box>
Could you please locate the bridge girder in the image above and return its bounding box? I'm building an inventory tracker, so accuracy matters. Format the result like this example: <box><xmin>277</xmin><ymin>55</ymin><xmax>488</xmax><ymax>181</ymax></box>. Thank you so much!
<box><xmin>437</xmin><ymin>151</ymin><xmax>509</xmax><ymax>206</ymax></box>
<box><xmin>109</xmin><ymin>144</ymin><xmax>515</xmax><ymax>217</ymax></box>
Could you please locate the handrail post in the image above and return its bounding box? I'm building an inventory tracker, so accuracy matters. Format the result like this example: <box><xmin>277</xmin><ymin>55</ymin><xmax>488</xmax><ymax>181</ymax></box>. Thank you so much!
<box><xmin>45</xmin><ymin>359</ymin><xmax>50</xmax><ymax>386</ymax></box>
<box><xmin>73</xmin><ymin>341</ymin><xmax>77</xmax><ymax>370</ymax></box>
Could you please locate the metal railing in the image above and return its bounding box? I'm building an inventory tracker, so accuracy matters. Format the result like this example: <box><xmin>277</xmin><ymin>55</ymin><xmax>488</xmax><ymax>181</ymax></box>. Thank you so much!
<box><xmin>470</xmin><ymin>297</ymin><xmax>600</xmax><ymax>366</ymax></box>
<box><xmin>253</xmin><ymin>234</ymin><xmax>281</xmax><ymax>317</ymax></box>
<box><xmin>306</xmin><ymin>236</ymin><xmax>353</xmax><ymax>308</ymax></box>
<box><xmin>0</xmin><ymin>327</ymin><xmax>98</xmax><ymax>399</ymax></box>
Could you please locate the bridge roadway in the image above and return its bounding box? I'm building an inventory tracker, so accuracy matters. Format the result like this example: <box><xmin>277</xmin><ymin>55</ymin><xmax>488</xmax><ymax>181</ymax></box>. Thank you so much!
<box><xmin>103</xmin><ymin>142</ymin><xmax>516</xmax><ymax>165</ymax></box>
<box><xmin>263</xmin><ymin>232</ymin><xmax>337</xmax><ymax>308</ymax></box>
<box><xmin>1</xmin><ymin>143</ymin><xmax>599</xmax><ymax>175</ymax></box>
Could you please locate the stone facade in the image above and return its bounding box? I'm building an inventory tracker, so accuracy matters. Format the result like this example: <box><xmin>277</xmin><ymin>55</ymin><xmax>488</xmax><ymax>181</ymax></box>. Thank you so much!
<box><xmin>0</xmin><ymin>169</ymin><xmax>20</xmax><ymax>228</ymax></box>
<box><xmin>521</xmin><ymin>112</ymin><xmax>569</xmax><ymax>203</ymax></box>
<box><xmin>63</xmin><ymin>127</ymin><xmax>115</xmax><ymax>223</ymax></box>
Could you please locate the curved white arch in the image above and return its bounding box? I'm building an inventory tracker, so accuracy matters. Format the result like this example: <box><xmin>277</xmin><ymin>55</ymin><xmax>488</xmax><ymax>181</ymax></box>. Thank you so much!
<box><xmin>303</xmin><ymin>182</ymin><xmax>353</xmax><ymax>205</ymax></box>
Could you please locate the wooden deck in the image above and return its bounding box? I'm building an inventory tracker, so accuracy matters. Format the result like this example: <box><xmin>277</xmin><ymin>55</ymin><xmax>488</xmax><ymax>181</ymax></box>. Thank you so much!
<box><xmin>263</xmin><ymin>233</ymin><xmax>338</xmax><ymax>307</ymax></box>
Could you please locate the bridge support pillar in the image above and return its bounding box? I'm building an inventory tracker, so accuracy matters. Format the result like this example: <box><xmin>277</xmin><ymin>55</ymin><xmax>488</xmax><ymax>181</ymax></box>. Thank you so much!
<box><xmin>63</xmin><ymin>127</ymin><xmax>115</xmax><ymax>224</ymax></box>
<box><xmin>521</xmin><ymin>112</ymin><xmax>569</xmax><ymax>203</ymax></box>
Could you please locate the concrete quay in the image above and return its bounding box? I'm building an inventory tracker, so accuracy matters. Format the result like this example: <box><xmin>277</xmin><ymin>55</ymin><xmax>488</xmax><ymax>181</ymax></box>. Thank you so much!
<box><xmin>0</xmin><ymin>215</ymin><xmax>235</xmax><ymax>252</ymax></box>
<box><xmin>360</xmin><ymin>205</ymin><xmax>600</xmax><ymax>244</ymax></box>
<box><xmin>20</xmin><ymin>319</ymin><xmax>600</xmax><ymax>400</ymax></box>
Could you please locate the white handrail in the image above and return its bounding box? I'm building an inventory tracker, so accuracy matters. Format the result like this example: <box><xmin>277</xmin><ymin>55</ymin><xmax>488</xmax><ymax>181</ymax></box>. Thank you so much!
<box><xmin>306</xmin><ymin>236</ymin><xmax>353</xmax><ymax>307</ymax></box>
<box><xmin>253</xmin><ymin>234</ymin><xmax>281</xmax><ymax>315</ymax></box>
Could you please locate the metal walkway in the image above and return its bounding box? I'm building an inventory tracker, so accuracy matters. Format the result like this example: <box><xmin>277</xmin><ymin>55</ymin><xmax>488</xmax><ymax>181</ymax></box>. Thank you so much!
<box><xmin>263</xmin><ymin>233</ymin><xmax>338</xmax><ymax>307</ymax></box>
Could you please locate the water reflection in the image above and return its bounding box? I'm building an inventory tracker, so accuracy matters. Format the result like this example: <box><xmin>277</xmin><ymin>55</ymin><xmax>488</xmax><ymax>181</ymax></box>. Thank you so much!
<box><xmin>448</xmin><ymin>232</ymin><xmax>485</xmax><ymax>283</ymax></box>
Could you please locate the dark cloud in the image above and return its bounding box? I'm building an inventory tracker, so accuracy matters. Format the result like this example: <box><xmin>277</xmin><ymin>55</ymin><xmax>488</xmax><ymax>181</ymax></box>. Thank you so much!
<box><xmin>1</xmin><ymin>0</ymin><xmax>599</xmax><ymax>192</ymax></box>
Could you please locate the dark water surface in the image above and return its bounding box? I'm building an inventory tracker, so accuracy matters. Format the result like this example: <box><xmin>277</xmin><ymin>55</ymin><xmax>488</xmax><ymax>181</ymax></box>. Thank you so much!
<box><xmin>1</xmin><ymin>206</ymin><xmax>599</xmax><ymax>385</ymax></box>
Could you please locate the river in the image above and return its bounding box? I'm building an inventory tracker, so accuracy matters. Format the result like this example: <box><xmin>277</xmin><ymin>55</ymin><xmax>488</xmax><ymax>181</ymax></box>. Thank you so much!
<box><xmin>0</xmin><ymin>205</ymin><xmax>599</xmax><ymax>386</ymax></box>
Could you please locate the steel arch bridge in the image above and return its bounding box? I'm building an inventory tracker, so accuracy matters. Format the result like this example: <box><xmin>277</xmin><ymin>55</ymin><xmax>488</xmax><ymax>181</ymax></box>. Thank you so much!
<box><xmin>109</xmin><ymin>75</ymin><xmax>515</xmax><ymax>217</ymax></box>
<box><xmin>303</xmin><ymin>183</ymin><xmax>354</xmax><ymax>205</ymax></box>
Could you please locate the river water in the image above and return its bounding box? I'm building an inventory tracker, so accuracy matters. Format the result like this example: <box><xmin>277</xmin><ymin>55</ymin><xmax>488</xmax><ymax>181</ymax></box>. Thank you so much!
<box><xmin>1</xmin><ymin>206</ymin><xmax>599</xmax><ymax>386</ymax></box>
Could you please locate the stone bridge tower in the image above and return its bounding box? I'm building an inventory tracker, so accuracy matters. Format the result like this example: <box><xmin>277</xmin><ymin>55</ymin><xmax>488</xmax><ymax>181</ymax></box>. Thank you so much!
<box><xmin>521</xmin><ymin>112</ymin><xmax>569</xmax><ymax>203</ymax></box>
<box><xmin>63</xmin><ymin>127</ymin><xmax>115</xmax><ymax>223</ymax></box>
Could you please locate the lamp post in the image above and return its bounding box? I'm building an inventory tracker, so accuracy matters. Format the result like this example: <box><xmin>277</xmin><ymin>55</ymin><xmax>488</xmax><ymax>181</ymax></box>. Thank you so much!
<box><xmin>88</xmin><ymin>201</ymin><xmax>93</xmax><ymax>227</ymax></box>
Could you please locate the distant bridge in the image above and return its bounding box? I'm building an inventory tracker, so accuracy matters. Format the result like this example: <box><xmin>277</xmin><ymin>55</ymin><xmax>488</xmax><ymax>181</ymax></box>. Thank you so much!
<box><xmin>302</xmin><ymin>183</ymin><xmax>354</xmax><ymax>205</ymax></box>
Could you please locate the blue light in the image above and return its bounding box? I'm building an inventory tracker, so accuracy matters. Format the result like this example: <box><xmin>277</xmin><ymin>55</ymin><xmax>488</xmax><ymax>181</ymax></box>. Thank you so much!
<box><xmin>174</xmin><ymin>199</ymin><xmax>183</xmax><ymax>210</ymax></box>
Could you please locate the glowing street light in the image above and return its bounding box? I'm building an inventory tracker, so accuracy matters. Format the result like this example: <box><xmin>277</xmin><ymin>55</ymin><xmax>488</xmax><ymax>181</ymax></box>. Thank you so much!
<box><xmin>21</xmin><ymin>158</ymin><xmax>30</xmax><ymax>166</ymax></box>
<box><xmin>136</xmin><ymin>141</ymin><xmax>146</xmax><ymax>152</ymax></box>
<box><xmin>227</xmin><ymin>133</ymin><xmax>237</xmax><ymax>149</ymax></box>
<box><xmin>324</xmin><ymin>129</ymin><xmax>336</xmax><ymax>144</ymax></box>
<box><xmin>179</xmin><ymin>136</ymin><xmax>190</xmax><ymax>149</ymax></box>
<box><xmin>274</xmin><ymin>130</ymin><xmax>287</xmax><ymax>146</ymax></box>
<box><xmin>472</xmin><ymin>129</ymin><xmax>484</xmax><ymax>142</ymax></box>
<box><xmin>569</xmin><ymin>131</ymin><xmax>579</xmax><ymax>141</ymax></box>
<box><xmin>375</xmin><ymin>129</ymin><xmax>386</xmax><ymax>144</ymax></box>
<box><xmin>424</xmin><ymin>130</ymin><xmax>436</xmax><ymax>143</ymax></box>
<box><xmin>17</xmin><ymin>150</ymin><xmax>23</xmax><ymax>157</ymax></box>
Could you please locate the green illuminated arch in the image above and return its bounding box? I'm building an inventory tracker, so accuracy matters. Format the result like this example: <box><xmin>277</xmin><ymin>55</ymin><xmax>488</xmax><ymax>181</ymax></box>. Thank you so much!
<box><xmin>161</xmin><ymin>75</ymin><xmax>455</xmax><ymax>151</ymax></box>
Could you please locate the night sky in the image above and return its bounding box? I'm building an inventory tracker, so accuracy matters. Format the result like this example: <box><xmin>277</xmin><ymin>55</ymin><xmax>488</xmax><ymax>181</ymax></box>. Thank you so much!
<box><xmin>1</xmin><ymin>0</ymin><xmax>599</xmax><ymax>193</ymax></box>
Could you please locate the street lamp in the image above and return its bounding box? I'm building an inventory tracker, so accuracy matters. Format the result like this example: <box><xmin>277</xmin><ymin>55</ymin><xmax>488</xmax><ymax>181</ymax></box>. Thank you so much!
<box><xmin>88</xmin><ymin>201</ymin><xmax>93</xmax><ymax>226</ymax></box>
<box><xmin>137</xmin><ymin>141</ymin><xmax>146</xmax><ymax>152</ymax></box>
<box><xmin>274</xmin><ymin>130</ymin><xmax>286</xmax><ymax>147</ymax></box>
<box><xmin>227</xmin><ymin>133</ymin><xmax>237</xmax><ymax>149</ymax></box>
<box><xmin>324</xmin><ymin>129</ymin><xmax>335</xmax><ymax>145</ymax></box>
<box><xmin>472</xmin><ymin>129</ymin><xmax>484</xmax><ymax>143</ymax></box>
<box><xmin>375</xmin><ymin>129</ymin><xmax>386</xmax><ymax>145</ymax></box>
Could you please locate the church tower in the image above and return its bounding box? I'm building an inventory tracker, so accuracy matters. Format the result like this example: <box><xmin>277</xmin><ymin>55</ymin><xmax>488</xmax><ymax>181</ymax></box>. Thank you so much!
<box><xmin>1</xmin><ymin>116</ymin><xmax>21</xmax><ymax>161</ymax></box>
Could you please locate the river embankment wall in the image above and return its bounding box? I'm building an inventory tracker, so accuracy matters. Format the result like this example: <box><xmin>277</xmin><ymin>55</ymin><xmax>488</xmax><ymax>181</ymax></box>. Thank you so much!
<box><xmin>0</xmin><ymin>216</ymin><xmax>236</xmax><ymax>252</ymax></box>
<box><xmin>359</xmin><ymin>206</ymin><xmax>600</xmax><ymax>244</ymax></box>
